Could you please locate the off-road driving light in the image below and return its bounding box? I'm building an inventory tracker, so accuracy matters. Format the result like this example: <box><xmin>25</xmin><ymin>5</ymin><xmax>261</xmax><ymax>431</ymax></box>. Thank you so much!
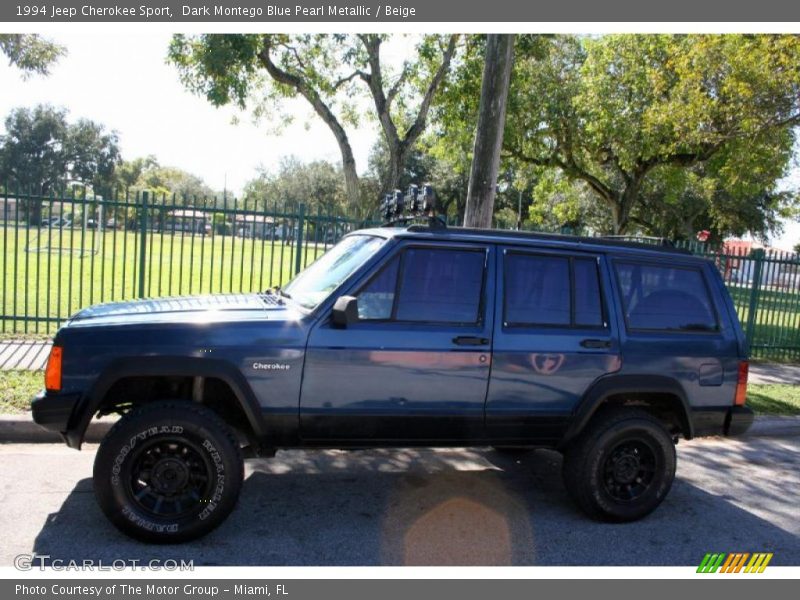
<box><xmin>382</xmin><ymin>183</ymin><xmax>439</xmax><ymax>225</ymax></box>
<box><xmin>45</xmin><ymin>345</ymin><xmax>63</xmax><ymax>392</ymax></box>
<box><xmin>734</xmin><ymin>360</ymin><xmax>749</xmax><ymax>406</ymax></box>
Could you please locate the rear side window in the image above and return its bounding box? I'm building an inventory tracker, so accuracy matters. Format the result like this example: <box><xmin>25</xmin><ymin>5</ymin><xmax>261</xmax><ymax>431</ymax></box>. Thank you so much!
<box><xmin>356</xmin><ymin>247</ymin><xmax>486</xmax><ymax>324</ymax></box>
<box><xmin>504</xmin><ymin>253</ymin><xmax>604</xmax><ymax>328</ymax></box>
<box><xmin>615</xmin><ymin>262</ymin><xmax>718</xmax><ymax>332</ymax></box>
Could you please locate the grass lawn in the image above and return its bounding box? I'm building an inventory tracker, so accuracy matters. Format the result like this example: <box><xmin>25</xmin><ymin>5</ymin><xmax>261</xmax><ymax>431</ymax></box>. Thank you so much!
<box><xmin>1</xmin><ymin>370</ymin><xmax>798</xmax><ymax>417</ymax></box>
<box><xmin>0</xmin><ymin>226</ymin><xmax>326</xmax><ymax>336</ymax></box>
<box><xmin>0</xmin><ymin>370</ymin><xmax>42</xmax><ymax>413</ymax></box>
<box><xmin>745</xmin><ymin>384</ymin><xmax>800</xmax><ymax>416</ymax></box>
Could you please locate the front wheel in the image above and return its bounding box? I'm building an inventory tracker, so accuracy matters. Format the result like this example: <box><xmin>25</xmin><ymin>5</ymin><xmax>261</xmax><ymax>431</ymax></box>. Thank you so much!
<box><xmin>562</xmin><ymin>407</ymin><xmax>676</xmax><ymax>522</ymax></box>
<box><xmin>93</xmin><ymin>401</ymin><xmax>244</xmax><ymax>543</ymax></box>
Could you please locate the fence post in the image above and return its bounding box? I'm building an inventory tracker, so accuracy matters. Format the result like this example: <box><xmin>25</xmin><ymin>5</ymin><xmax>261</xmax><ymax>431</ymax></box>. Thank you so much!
<box><xmin>294</xmin><ymin>202</ymin><xmax>306</xmax><ymax>276</ymax></box>
<box><xmin>744</xmin><ymin>248</ymin><xmax>765</xmax><ymax>352</ymax></box>
<box><xmin>138</xmin><ymin>191</ymin><xmax>148</xmax><ymax>298</ymax></box>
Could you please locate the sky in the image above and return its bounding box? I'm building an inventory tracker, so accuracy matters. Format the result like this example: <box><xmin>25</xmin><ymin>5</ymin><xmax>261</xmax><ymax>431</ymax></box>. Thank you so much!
<box><xmin>0</xmin><ymin>32</ymin><xmax>380</xmax><ymax>195</ymax></box>
<box><xmin>1</xmin><ymin>32</ymin><xmax>799</xmax><ymax>250</ymax></box>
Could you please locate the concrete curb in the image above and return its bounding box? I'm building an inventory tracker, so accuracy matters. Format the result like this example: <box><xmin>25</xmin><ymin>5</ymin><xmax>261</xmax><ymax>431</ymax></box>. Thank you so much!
<box><xmin>0</xmin><ymin>414</ymin><xmax>113</xmax><ymax>444</ymax></box>
<box><xmin>0</xmin><ymin>412</ymin><xmax>799</xmax><ymax>444</ymax></box>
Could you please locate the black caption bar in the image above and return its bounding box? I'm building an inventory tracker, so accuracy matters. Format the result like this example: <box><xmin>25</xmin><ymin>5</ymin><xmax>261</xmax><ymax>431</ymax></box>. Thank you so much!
<box><xmin>3</xmin><ymin>579</ymin><xmax>792</xmax><ymax>600</ymax></box>
<box><xmin>3</xmin><ymin>0</ymin><xmax>800</xmax><ymax>22</ymax></box>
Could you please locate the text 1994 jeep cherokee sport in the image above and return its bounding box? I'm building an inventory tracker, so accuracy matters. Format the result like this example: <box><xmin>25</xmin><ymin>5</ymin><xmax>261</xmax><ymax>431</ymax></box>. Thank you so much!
<box><xmin>32</xmin><ymin>194</ymin><xmax>754</xmax><ymax>543</ymax></box>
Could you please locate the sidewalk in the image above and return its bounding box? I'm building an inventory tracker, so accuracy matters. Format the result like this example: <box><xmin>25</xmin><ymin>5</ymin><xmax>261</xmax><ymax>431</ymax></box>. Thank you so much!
<box><xmin>3</xmin><ymin>339</ymin><xmax>800</xmax><ymax>381</ymax></box>
<box><xmin>748</xmin><ymin>362</ymin><xmax>800</xmax><ymax>385</ymax></box>
<box><xmin>0</xmin><ymin>341</ymin><xmax>51</xmax><ymax>370</ymax></box>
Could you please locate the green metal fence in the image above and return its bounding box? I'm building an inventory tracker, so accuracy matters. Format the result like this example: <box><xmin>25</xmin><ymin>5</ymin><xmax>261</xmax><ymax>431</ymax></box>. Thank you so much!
<box><xmin>690</xmin><ymin>244</ymin><xmax>800</xmax><ymax>362</ymax></box>
<box><xmin>0</xmin><ymin>188</ymin><xmax>378</xmax><ymax>335</ymax></box>
<box><xmin>2</xmin><ymin>188</ymin><xmax>799</xmax><ymax>362</ymax></box>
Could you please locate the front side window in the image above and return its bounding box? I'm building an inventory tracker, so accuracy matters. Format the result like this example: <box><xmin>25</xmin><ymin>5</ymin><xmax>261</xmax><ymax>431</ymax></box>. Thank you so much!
<box><xmin>504</xmin><ymin>252</ymin><xmax>605</xmax><ymax>328</ymax></box>
<box><xmin>615</xmin><ymin>262</ymin><xmax>718</xmax><ymax>332</ymax></box>
<box><xmin>357</xmin><ymin>255</ymin><xmax>400</xmax><ymax>320</ymax></box>
<box><xmin>356</xmin><ymin>246</ymin><xmax>486</xmax><ymax>324</ymax></box>
<box><xmin>283</xmin><ymin>234</ymin><xmax>386</xmax><ymax>310</ymax></box>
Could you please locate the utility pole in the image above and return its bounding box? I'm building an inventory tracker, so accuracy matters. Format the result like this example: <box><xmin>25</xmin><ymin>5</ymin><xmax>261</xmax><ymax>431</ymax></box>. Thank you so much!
<box><xmin>463</xmin><ymin>34</ymin><xmax>515</xmax><ymax>229</ymax></box>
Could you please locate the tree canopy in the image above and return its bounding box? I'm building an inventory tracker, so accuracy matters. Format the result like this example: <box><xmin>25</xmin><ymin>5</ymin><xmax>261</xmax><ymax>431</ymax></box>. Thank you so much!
<box><xmin>168</xmin><ymin>33</ymin><xmax>457</xmax><ymax>206</ymax></box>
<box><xmin>0</xmin><ymin>105</ymin><xmax>121</xmax><ymax>198</ymax></box>
<box><xmin>500</xmin><ymin>34</ymin><xmax>800</xmax><ymax>237</ymax></box>
<box><xmin>0</xmin><ymin>34</ymin><xmax>65</xmax><ymax>76</ymax></box>
<box><xmin>243</xmin><ymin>157</ymin><xmax>347</xmax><ymax>214</ymax></box>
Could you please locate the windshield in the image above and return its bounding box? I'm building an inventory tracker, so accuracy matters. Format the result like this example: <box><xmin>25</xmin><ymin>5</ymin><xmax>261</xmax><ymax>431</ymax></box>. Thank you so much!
<box><xmin>282</xmin><ymin>234</ymin><xmax>387</xmax><ymax>310</ymax></box>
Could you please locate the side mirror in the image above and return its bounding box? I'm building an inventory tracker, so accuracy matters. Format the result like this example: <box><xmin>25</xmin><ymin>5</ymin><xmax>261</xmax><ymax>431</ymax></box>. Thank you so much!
<box><xmin>331</xmin><ymin>295</ymin><xmax>359</xmax><ymax>328</ymax></box>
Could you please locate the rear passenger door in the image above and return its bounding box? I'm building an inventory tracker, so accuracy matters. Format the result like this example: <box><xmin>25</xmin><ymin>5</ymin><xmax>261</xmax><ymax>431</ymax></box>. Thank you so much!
<box><xmin>485</xmin><ymin>247</ymin><xmax>621</xmax><ymax>444</ymax></box>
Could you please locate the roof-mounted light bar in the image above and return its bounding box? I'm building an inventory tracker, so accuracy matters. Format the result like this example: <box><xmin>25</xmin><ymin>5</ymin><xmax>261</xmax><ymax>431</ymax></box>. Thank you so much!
<box><xmin>381</xmin><ymin>183</ymin><xmax>445</xmax><ymax>229</ymax></box>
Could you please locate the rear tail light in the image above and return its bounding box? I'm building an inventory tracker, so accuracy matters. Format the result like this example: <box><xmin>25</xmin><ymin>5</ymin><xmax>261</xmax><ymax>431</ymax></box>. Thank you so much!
<box><xmin>45</xmin><ymin>346</ymin><xmax>63</xmax><ymax>392</ymax></box>
<box><xmin>734</xmin><ymin>360</ymin><xmax>749</xmax><ymax>406</ymax></box>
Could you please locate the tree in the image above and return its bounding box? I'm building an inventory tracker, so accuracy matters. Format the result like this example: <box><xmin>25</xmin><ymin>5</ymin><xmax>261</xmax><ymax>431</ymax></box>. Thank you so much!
<box><xmin>66</xmin><ymin>119</ymin><xmax>121</xmax><ymax>198</ymax></box>
<box><xmin>114</xmin><ymin>155</ymin><xmax>159</xmax><ymax>192</ymax></box>
<box><xmin>0</xmin><ymin>105</ymin><xmax>69</xmax><ymax>196</ymax></box>
<box><xmin>243</xmin><ymin>157</ymin><xmax>346</xmax><ymax>214</ymax></box>
<box><xmin>356</xmin><ymin>34</ymin><xmax>457</xmax><ymax>198</ymax></box>
<box><xmin>505</xmin><ymin>35</ymin><xmax>800</xmax><ymax>234</ymax></box>
<box><xmin>115</xmin><ymin>157</ymin><xmax>215</xmax><ymax>202</ymax></box>
<box><xmin>0</xmin><ymin>105</ymin><xmax>121</xmax><ymax>221</ymax></box>
<box><xmin>168</xmin><ymin>34</ymin><xmax>457</xmax><ymax>206</ymax></box>
<box><xmin>463</xmin><ymin>34</ymin><xmax>515</xmax><ymax>228</ymax></box>
<box><xmin>0</xmin><ymin>34</ymin><xmax>65</xmax><ymax>76</ymax></box>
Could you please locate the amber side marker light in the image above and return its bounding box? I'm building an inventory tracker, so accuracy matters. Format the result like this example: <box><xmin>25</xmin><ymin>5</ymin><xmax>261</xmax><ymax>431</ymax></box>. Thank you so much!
<box><xmin>734</xmin><ymin>360</ymin><xmax>749</xmax><ymax>406</ymax></box>
<box><xmin>45</xmin><ymin>346</ymin><xmax>63</xmax><ymax>392</ymax></box>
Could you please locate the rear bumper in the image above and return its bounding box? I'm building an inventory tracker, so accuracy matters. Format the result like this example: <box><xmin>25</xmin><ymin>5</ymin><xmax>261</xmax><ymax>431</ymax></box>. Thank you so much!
<box><xmin>31</xmin><ymin>390</ymin><xmax>81</xmax><ymax>434</ymax></box>
<box><xmin>726</xmin><ymin>406</ymin><xmax>755</xmax><ymax>437</ymax></box>
<box><xmin>691</xmin><ymin>405</ymin><xmax>754</xmax><ymax>438</ymax></box>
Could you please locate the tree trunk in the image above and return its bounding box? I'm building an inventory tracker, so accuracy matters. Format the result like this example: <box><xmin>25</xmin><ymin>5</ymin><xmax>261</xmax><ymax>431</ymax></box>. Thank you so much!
<box><xmin>380</xmin><ymin>144</ymin><xmax>408</xmax><ymax>199</ymax></box>
<box><xmin>258</xmin><ymin>36</ymin><xmax>361</xmax><ymax>207</ymax></box>
<box><xmin>360</xmin><ymin>34</ymin><xmax>457</xmax><ymax>198</ymax></box>
<box><xmin>610</xmin><ymin>176</ymin><xmax>644</xmax><ymax>235</ymax></box>
<box><xmin>464</xmin><ymin>35</ymin><xmax>515</xmax><ymax>228</ymax></box>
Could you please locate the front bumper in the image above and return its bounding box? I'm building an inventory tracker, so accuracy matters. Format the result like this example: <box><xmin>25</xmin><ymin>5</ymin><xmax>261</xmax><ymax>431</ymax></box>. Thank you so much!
<box><xmin>31</xmin><ymin>390</ymin><xmax>81</xmax><ymax>434</ymax></box>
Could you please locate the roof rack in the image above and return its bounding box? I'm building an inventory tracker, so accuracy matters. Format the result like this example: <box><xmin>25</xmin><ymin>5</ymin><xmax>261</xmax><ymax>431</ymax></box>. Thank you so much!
<box><xmin>599</xmin><ymin>235</ymin><xmax>676</xmax><ymax>248</ymax></box>
<box><xmin>381</xmin><ymin>184</ymin><xmax>446</xmax><ymax>230</ymax></box>
<box><xmin>393</xmin><ymin>226</ymin><xmax>692</xmax><ymax>255</ymax></box>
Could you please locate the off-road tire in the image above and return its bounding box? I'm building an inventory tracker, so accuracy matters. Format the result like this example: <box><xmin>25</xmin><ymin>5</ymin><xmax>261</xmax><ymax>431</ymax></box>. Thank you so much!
<box><xmin>93</xmin><ymin>401</ymin><xmax>244</xmax><ymax>543</ymax></box>
<box><xmin>562</xmin><ymin>407</ymin><xmax>676</xmax><ymax>522</ymax></box>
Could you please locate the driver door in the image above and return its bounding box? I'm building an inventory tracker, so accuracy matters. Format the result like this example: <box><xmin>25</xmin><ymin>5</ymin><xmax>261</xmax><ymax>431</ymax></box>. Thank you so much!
<box><xmin>299</xmin><ymin>242</ymin><xmax>495</xmax><ymax>443</ymax></box>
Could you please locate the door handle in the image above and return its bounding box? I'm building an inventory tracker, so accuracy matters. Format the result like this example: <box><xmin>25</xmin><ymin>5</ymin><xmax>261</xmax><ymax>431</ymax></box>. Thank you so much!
<box><xmin>580</xmin><ymin>338</ymin><xmax>612</xmax><ymax>349</ymax></box>
<box><xmin>452</xmin><ymin>336</ymin><xmax>490</xmax><ymax>346</ymax></box>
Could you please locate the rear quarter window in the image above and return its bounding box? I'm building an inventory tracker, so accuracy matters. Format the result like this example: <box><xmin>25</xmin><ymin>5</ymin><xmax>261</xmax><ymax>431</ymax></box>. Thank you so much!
<box><xmin>615</xmin><ymin>261</ymin><xmax>718</xmax><ymax>332</ymax></box>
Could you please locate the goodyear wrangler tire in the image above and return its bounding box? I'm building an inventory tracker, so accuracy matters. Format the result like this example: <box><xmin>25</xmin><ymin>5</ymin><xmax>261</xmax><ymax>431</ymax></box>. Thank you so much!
<box><xmin>93</xmin><ymin>401</ymin><xmax>244</xmax><ymax>543</ymax></box>
<box><xmin>562</xmin><ymin>407</ymin><xmax>676</xmax><ymax>522</ymax></box>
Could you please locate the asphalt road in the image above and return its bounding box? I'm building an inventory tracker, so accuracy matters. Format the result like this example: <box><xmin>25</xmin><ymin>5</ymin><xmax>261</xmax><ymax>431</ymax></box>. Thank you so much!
<box><xmin>1</xmin><ymin>436</ymin><xmax>798</xmax><ymax>567</ymax></box>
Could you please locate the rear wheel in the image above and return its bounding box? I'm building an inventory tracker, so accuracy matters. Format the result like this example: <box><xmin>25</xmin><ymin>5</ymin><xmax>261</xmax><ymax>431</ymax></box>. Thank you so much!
<box><xmin>93</xmin><ymin>401</ymin><xmax>244</xmax><ymax>543</ymax></box>
<box><xmin>562</xmin><ymin>407</ymin><xmax>676</xmax><ymax>522</ymax></box>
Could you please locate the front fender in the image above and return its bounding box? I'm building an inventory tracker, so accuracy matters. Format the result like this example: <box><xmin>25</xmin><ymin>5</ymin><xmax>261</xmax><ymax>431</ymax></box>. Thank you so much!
<box><xmin>66</xmin><ymin>356</ymin><xmax>266</xmax><ymax>449</ymax></box>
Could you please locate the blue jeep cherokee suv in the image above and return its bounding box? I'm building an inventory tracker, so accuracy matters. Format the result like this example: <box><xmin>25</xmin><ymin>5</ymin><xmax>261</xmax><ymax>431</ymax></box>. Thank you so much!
<box><xmin>32</xmin><ymin>217</ymin><xmax>754</xmax><ymax>542</ymax></box>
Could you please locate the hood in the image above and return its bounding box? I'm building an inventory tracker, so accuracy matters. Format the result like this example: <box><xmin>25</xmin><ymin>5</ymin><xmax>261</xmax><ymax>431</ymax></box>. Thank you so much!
<box><xmin>66</xmin><ymin>292</ymin><xmax>298</xmax><ymax>328</ymax></box>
